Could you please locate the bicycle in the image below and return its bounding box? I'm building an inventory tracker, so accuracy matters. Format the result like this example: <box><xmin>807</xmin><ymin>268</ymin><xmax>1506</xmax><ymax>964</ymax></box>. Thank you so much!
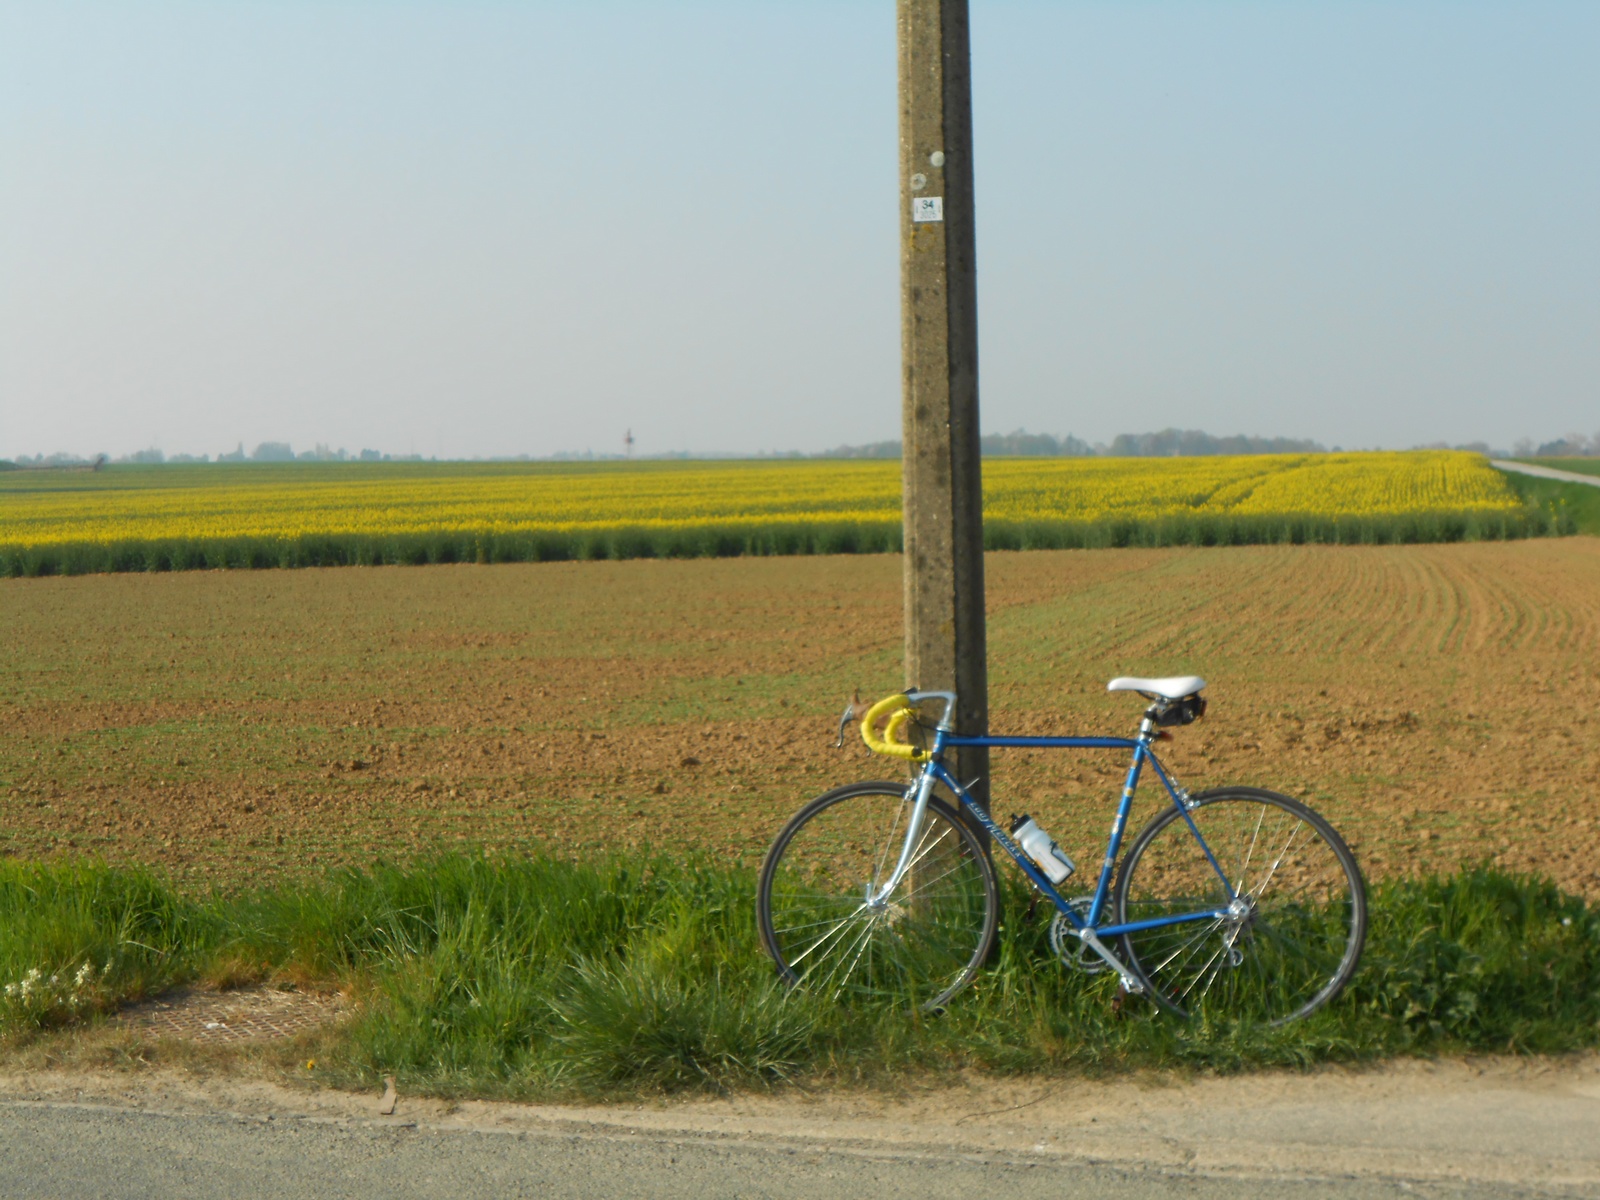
<box><xmin>756</xmin><ymin>679</ymin><xmax>1366</xmax><ymax>1023</ymax></box>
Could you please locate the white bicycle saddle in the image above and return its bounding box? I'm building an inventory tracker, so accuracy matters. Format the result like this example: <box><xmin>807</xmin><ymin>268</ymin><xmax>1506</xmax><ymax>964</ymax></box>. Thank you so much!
<box><xmin>1106</xmin><ymin>675</ymin><xmax>1206</xmax><ymax>699</ymax></box>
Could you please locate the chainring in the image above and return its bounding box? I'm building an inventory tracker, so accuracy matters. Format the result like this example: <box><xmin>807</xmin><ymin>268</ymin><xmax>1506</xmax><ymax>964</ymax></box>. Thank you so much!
<box><xmin>1048</xmin><ymin>897</ymin><xmax>1111</xmax><ymax>975</ymax></box>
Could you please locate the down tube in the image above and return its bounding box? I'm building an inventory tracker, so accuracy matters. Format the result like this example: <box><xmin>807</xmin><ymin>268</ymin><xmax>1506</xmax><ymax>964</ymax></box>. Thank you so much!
<box><xmin>926</xmin><ymin>761</ymin><xmax>1084</xmax><ymax>925</ymax></box>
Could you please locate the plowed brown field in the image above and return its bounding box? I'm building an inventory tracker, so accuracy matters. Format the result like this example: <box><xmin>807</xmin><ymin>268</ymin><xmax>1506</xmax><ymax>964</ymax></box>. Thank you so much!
<box><xmin>2</xmin><ymin>542</ymin><xmax>1598</xmax><ymax>895</ymax></box>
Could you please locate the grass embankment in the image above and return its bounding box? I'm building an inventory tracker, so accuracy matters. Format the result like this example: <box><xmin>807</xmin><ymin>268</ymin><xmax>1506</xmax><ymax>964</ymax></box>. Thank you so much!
<box><xmin>1501</xmin><ymin>466</ymin><xmax>1600</xmax><ymax>536</ymax></box>
<box><xmin>3</xmin><ymin>855</ymin><xmax>1596</xmax><ymax>1097</ymax></box>
<box><xmin>0</xmin><ymin>452</ymin><xmax>1556</xmax><ymax>577</ymax></box>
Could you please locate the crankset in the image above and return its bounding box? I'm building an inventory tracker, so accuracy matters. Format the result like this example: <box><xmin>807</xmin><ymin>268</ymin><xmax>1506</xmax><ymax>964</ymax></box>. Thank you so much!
<box><xmin>1049</xmin><ymin>897</ymin><xmax>1111</xmax><ymax>975</ymax></box>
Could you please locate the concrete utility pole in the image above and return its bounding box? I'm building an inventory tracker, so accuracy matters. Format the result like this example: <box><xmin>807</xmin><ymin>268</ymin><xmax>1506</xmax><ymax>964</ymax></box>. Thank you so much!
<box><xmin>898</xmin><ymin>0</ymin><xmax>989</xmax><ymax>811</ymax></box>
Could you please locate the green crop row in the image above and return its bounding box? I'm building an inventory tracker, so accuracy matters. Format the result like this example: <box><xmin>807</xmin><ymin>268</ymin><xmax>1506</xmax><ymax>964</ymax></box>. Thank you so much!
<box><xmin>0</xmin><ymin>505</ymin><xmax>1568</xmax><ymax>578</ymax></box>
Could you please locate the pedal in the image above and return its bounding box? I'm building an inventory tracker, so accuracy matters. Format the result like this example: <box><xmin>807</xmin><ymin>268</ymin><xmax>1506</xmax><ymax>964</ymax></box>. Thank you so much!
<box><xmin>1111</xmin><ymin>984</ymin><xmax>1133</xmax><ymax>1018</ymax></box>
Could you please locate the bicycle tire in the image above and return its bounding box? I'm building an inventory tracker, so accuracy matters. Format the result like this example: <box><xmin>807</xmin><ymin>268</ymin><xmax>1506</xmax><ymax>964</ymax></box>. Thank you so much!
<box><xmin>1113</xmin><ymin>787</ymin><xmax>1366</xmax><ymax>1024</ymax></box>
<box><xmin>757</xmin><ymin>780</ymin><xmax>998</xmax><ymax>1011</ymax></box>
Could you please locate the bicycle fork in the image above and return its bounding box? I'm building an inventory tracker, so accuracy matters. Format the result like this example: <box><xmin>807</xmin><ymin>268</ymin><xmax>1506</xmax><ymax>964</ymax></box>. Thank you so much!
<box><xmin>867</xmin><ymin>768</ymin><xmax>938</xmax><ymax>908</ymax></box>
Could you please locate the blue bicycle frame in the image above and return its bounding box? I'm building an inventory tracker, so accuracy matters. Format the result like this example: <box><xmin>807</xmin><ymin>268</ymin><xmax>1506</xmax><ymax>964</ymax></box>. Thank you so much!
<box><xmin>875</xmin><ymin>691</ymin><xmax>1238</xmax><ymax>992</ymax></box>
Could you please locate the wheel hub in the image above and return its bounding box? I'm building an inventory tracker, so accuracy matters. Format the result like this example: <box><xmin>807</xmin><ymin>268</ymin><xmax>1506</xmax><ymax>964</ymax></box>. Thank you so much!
<box><xmin>864</xmin><ymin>883</ymin><xmax>907</xmax><ymax>925</ymax></box>
<box><xmin>1221</xmin><ymin>895</ymin><xmax>1257</xmax><ymax>967</ymax></box>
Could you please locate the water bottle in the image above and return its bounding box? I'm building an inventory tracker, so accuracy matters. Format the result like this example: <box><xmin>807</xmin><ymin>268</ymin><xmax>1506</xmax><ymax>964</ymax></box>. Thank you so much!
<box><xmin>1008</xmin><ymin>814</ymin><xmax>1075</xmax><ymax>885</ymax></box>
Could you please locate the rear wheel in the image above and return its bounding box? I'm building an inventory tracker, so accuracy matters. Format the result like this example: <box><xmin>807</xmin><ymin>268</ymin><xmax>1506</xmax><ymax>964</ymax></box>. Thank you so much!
<box><xmin>758</xmin><ymin>781</ymin><xmax>998</xmax><ymax>1011</ymax></box>
<box><xmin>1113</xmin><ymin>787</ymin><xmax>1365</xmax><ymax>1024</ymax></box>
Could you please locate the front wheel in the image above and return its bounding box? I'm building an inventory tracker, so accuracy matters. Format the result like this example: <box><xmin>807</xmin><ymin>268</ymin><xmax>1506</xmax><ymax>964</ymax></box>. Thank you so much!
<box><xmin>1113</xmin><ymin>787</ymin><xmax>1366</xmax><ymax>1024</ymax></box>
<box><xmin>757</xmin><ymin>781</ymin><xmax>998</xmax><ymax>1011</ymax></box>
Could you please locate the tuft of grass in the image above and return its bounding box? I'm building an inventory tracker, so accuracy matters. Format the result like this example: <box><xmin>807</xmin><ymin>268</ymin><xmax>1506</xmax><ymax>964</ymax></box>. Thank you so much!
<box><xmin>0</xmin><ymin>860</ymin><xmax>206</xmax><ymax>1026</ymax></box>
<box><xmin>0</xmin><ymin>854</ymin><xmax>1595</xmax><ymax>1098</ymax></box>
<box><xmin>549</xmin><ymin>957</ymin><xmax>821</xmax><ymax>1090</ymax></box>
<box><xmin>1354</xmin><ymin>868</ymin><xmax>1600</xmax><ymax>1052</ymax></box>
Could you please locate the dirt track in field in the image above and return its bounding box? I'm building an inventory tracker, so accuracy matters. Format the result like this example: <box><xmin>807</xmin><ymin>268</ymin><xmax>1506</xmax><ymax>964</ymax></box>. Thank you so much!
<box><xmin>1</xmin><ymin>542</ymin><xmax>1598</xmax><ymax>895</ymax></box>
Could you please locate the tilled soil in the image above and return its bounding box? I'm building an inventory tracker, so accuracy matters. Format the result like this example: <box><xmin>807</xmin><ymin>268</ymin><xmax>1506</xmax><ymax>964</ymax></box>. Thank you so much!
<box><xmin>1</xmin><ymin>542</ymin><xmax>1598</xmax><ymax>895</ymax></box>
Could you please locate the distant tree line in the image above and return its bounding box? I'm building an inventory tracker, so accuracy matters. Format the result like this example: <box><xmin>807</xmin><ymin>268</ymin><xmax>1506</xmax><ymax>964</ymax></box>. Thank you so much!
<box><xmin>6</xmin><ymin>427</ymin><xmax>1598</xmax><ymax>471</ymax></box>
<box><xmin>1523</xmin><ymin>431</ymin><xmax>1599</xmax><ymax>458</ymax></box>
<box><xmin>1</xmin><ymin>443</ymin><xmax>417</xmax><ymax>468</ymax></box>
<box><xmin>820</xmin><ymin>428</ymin><xmax>1325</xmax><ymax>459</ymax></box>
<box><xmin>1413</xmin><ymin>431</ymin><xmax>1600</xmax><ymax>459</ymax></box>
<box><xmin>822</xmin><ymin>427</ymin><xmax>1600</xmax><ymax>460</ymax></box>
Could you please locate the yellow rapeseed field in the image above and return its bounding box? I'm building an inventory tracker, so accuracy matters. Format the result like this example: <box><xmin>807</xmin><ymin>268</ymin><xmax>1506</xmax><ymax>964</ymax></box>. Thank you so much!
<box><xmin>984</xmin><ymin>452</ymin><xmax>1516</xmax><ymax>523</ymax></box>
<box><xmin>0</xmin><ymin>452</ymin><xmax>1517</xmax><ymax>555</ymax></box>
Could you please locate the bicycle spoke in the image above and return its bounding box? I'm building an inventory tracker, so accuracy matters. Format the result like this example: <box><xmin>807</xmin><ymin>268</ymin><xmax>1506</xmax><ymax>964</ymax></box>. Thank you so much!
<box><xmin>869</xmin><ymin>798</ymin><xmax>909</xmax><ymax>888</ymax></box>
<box><xmin>1247</xmin><ymin>821</ymin><xmax>1306</xmax><ymax>898</ymax></box>
<box><xmin>1162</xmin><ymin>926</ymin><xmax>1227</xmax><ymax>998</ymax></box>
<box><xmin>821</xmin><ymin>911</ymin><xmax>885</xmax><ymax>998</ymax></box>
<box><xmin>1147</xmin><ymin>916</ymin><xmax>1224</xmax><ymax>976</ymax></box>
<box><xmin>786</xmin><ymin>905</ymin><xmax>871</xmax><ymax>970</ymax></box>
<box><xmin>1233</xmin><ymin>802</ymin><xmax>1268</xmax><ymax>894</ymax></box>
<box><xmin>901</xmin><ymin>818</ymin><xmax>955</xmax><ymax>875</ymax></box>
<box><xmin>1190</xmin><ymin>941</ymin><xmax>1232</xmax><ymax>1004</ymax></box>
<box><xmin>899</xmin><ymin>855</ymin><xmax>974</xmax><ymax>899</ymax></box>
<box><xmin>773</xmin><ymin>910</ymin><xmax>874</xmax><ymax>937</ymax></box>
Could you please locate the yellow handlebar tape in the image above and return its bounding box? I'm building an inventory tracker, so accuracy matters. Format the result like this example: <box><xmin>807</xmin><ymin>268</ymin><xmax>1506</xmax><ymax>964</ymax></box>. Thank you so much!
<box><xmin>860</xmin><ymin>693</ymin><xmax>929</xmax><ymax>762</ymax></box>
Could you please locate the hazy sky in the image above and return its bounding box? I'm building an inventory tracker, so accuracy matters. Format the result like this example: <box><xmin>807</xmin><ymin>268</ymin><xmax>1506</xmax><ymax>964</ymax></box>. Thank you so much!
<box><xmin>2</xmin><ymin>1</ymin><xmax>1596</xmax><ymax>460</ymax></box>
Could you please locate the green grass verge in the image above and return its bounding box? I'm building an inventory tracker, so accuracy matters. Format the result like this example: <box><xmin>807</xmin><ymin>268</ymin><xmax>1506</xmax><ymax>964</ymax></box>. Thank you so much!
<box><xmin>0</xmin><ymin>507</ymin><xmax>1564</xmax><ymax>577</ymax></box>
<box><xmin>1498</xmin><ymin>471</ymin><xmax>1600</xmax><ymax>536</ymax></box>
<box><xmin>2</xmin><ymin>854</ymin><xmax>1596</xmax><ymax>1097</ymax></box>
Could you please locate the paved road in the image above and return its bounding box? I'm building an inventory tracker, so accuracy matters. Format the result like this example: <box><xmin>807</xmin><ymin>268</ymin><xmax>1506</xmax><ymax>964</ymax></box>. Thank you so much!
<box><xmin>1</xmin><ymin>1058</ymin><xmax>1596</xmax><ymax>1199</ymax></box>
<box><xmin>0</xmin><ymin>1099</ymin><xmax>1549</xmax><ymax>1200</ymax></box>
<box><xmin>1491</xmin><ymin>460</ymin><xmax>1600</xmax><ymax>487</ymax></box>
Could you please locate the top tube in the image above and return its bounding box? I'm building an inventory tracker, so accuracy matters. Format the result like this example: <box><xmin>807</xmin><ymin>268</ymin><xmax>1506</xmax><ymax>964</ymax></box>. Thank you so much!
<box><xmin>942</xmin><ymin>734</ymin><xmax>1140</xmax><ymax>750</ymax></box>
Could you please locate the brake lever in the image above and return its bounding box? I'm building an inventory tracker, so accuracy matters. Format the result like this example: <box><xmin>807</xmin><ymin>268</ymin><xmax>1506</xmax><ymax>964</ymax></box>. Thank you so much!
<box><xmin>833</xmin><ymin>689</ymin><xmax>866</xmax><ymax>748</ymax></box>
